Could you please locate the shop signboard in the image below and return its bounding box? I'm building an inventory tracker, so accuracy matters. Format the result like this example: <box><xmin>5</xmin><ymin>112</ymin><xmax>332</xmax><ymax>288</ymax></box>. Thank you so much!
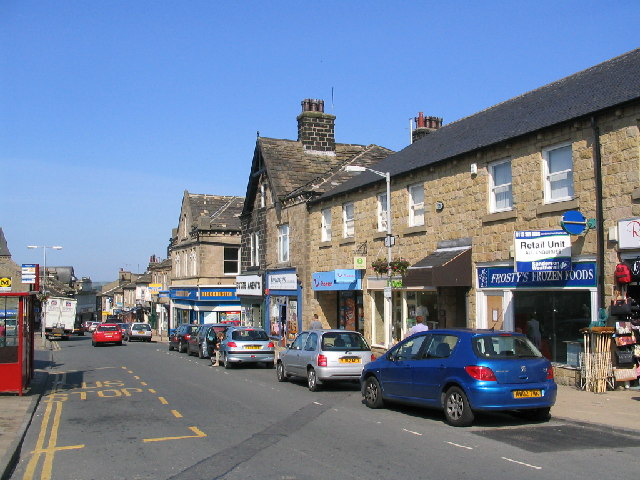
<box><xmin>148</xmin><ymin>283</ymin><xmax>162</xmax><ymax>295</ymax></box>
<box><xmin>235</xmin><ymin>275</ymin><xmax>262</xmax><ymax>296</ymax></box>
<box><xmin>514</xmin><ymin>230</ymin><xmax>571</xmax><ymax>272</ymax></box>
<box><xmin>198</xmin><ymin>288</ymin><xmax>238</xmax><ymax>301</ymax></box>
<box><xmin>312</xmin><ymin>271</ymin><xmax>361</xmax><ymax>291</ymax></box>
<box><xmin>335</xmin><ymin>269</ymin><xmax>357</xmax><ymax>283</ymax></box>
<box><xmin>618</xmin><ymin>217</ymin><xmax>640</xmax><ymax>249</ymax></box>
<box><xmin>354</xmin><ymin>256</ymin><xmax>367</xmax><ymax>270</ymax></box>
<box><xmin>169</xmin><ymin>288</ymin><xmax>197</xmax><ymax>300</ymax></box>
<box><xmin>477</xmin><ymin>262</ymin><xmax>596</xmax><ymax>289</ymax></box>
<box><xmin>21</xmin><ymin>264</ymin><xmax>37</xmax><ymax>284</ymax></box>
<box><xmin>0</xmin><ymin>277</ymin><xmax>11</xmax><ymax>292</ymax></box>
<box><xmin>267</xmin><ymin>273</ymin><xmax>297</xmax><ymax>291</ymax></box>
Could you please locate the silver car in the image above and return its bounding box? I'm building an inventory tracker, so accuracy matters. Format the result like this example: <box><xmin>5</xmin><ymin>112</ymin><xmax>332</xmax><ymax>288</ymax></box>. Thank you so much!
<box><xmin>219</xmin><ymin>327</ymin><xmax>275</xmax><ymax>368</ymax></box>
<box><xmin>125</xmin><ymin>322</ymin><xmax>152</xmax><ymax>342</ymax></box>
<box><xmin>276</xmin><ymin>329</ymin><xmax>374</xmax><ymax>391</ymax></box>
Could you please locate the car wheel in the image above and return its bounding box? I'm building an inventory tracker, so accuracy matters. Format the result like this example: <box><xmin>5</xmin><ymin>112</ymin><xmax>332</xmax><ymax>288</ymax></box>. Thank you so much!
<box><xmin>265</xmin><ymin>361</ymin><xmax>275</xmax><ymax>369</ymax></box>
<box><xmin>307</xmin><ymin>368</ymin><xmax>321</xmax><ymax>392</ymax></box>
<box><xmin>92</xmin><ymin>340</ymin><xmax>96</xmax><ymax>347</ymax></box>
<box><xmin>168</xmin><ymin>343</ymin><xmax>174</xmax><ymax>351</ymax></box>
<box><xmin>515</xmin><ymin>407</ymin><xmax>551</xmax><ymax>422</ymax></box>
<box><xmin>179</xmin><ymin>341</ymin><xmax>185</xmax><ymax>353</ymax></box>
<box><xmin>364</xmin><ymin>376</ymin><xmax>385</xmax><ymax>409</ymax></box>
<box><xmin>276</xmin><ymin>362</ymin><xmax>288</xmax><ymax>382</ymax></box>
<box><xmin>117</xmin><ymin>341</ymin><xmax>122</xmax><ymax>346</ymax></box>
<box><xmin>444</xmin><ymin>386</ymin><xmax>474</xmax><ymax>427</ymax></box>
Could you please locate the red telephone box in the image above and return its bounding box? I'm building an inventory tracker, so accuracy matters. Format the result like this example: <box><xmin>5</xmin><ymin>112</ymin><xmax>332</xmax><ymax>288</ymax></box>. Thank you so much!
<box><xmin>0</xmin><ymin>292</ymin><xmax>35</xmax><ymax>395</ymax></box>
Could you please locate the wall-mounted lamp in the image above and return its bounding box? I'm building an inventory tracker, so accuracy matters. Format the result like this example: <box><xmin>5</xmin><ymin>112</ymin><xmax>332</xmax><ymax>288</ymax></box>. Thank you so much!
<box><xmin>470</xmin><ymin>163</ymin><xmax>478</xmax><ymax>175</ymax></box>
<box><xmin>435</xmin><ymin>201</ymin><xmax>445</xmax><ymax>212</ymax></box>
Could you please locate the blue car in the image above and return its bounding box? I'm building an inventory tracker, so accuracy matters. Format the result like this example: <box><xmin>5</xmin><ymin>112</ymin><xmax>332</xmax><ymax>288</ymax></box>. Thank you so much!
<box><xmin>360</xmin><ymin>329</ymin><xmax>557</xmax><ymax>427</ymax></box>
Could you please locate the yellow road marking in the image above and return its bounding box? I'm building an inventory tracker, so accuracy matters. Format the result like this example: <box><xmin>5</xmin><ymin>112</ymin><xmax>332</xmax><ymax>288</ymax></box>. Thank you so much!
<box><xmin>143</xmin><ymin>426</ymin><xmax>206</xmax><ymax>443</ymax></box>
<box><xmin>134</xmin><ymin>376</ymin><xmax>140</xmax><ymax>379</ymax></box>
<box><xmin>121</xmin><ymin>366</ymin><xmax>127</xmax><ymax>369</ymax></box>
<box><xmin>171</xmin><ymin>410</ymin><xmax>183</xmax><ymax>418</ymax></box>
<box><xmin>158</xmin><ymin>397</ymin><xmax>168</xmax><ymax>405</ymax></box>
<box><xmin>140</xmin><ymin>382</ymin><xmax>147</xmax><ymax>386</ymax></box>
<box><xmin>148</xmin><ymin>388</ymin><xmax>156</xmax><ymax>394</ymax></box>
<box><xmin>127</xmin><ymin>370</ymin><xmax>133</xmax><ymax>374</ymax></box>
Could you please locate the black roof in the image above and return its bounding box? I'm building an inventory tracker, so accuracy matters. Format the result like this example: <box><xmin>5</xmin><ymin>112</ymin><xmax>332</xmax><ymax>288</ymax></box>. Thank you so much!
<box><xmin>318</xmin><ymin>48</ymin><xmax>640</xmax><ymax>201</ymax></box>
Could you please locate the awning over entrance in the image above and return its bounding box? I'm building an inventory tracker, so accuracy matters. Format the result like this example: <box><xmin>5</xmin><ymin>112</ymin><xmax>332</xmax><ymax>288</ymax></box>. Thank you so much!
<box><xmin>404</xmin><ymin>247</ymin><xmax>472</xmax><ymax>287</ymax></box>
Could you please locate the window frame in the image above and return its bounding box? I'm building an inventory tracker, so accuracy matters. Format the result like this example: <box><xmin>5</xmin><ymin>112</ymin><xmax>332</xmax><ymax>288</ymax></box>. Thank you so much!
<box><xmin>278</xmin><ymin>224</ymin><xmax>290</xmax><ymax>263</ymax></box>
<box><xmin>321</xmin><ymin>208</ymin><xmax>332</xmax><ymax>242</ymax></box>
<box><xmin>223</xmin><ymin>246</ymin><xmax>240</xmax><ymax>275</ymax></box>
<box><xmin>377</xmin><ymin>193</ymin><xmax>388</xmax><ymax>232</ymax></box>
<box><xmin>343</xmin><ymin>202</ymin><xmax>355</xmax><ymax>238</ymax></box>
<box><xmin>408</xmin><ymin>183</ymin><xmax>425</xmax><ymax>227</ymax></box>
<box><xmin>543</xmin><ymin>142</ymin><xmax>574</xmax><ymax>204</ymax></box>
<box><xmin>250</xmin><ymin>232</ymin><xmax>260</xmax><ymax>267</ymax></box>
<box><xmin>489</xmin><ymin>158</ymin><xmax>513</xmax><ymax>213</ymax></box>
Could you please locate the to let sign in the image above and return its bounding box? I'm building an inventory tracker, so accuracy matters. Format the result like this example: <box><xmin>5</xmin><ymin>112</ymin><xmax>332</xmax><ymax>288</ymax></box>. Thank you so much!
<box><xmin>618</xmin><ymin>218</ymin><xmax>640</xmax><ymax>249</ymax></box>
<box><xmin>514</xmin><ymin>230</ymin><xmax>571</xmax><ymax>272</ymax></box>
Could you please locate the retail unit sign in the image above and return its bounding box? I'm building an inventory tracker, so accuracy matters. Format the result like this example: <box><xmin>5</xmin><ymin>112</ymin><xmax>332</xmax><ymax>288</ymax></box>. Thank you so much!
<box><xmin>267</xmin><ymin>273</ymin><xmax>297</xmax><ymax>291</ymax></box>
<box><xmin>236</xmin><ymin>275</ymin><xmax>262</xmax><ymax>296</ymax></box>
<box><xmin>312</xmin><ymin>271</ymin><xmax>362</xmax><ymax>291</ymax></box>
<box><xmin>514</xmin><ymin>230</ymin><xmax>571</xmax><ymax>272</ymax></box>
<box><xmin>618</xmin><ymin>218</ymin><xmax>640</xmax><ymax>249</ymax></box>
<box><xmin>478</xmin><ymin>262</ymin><xmax>596</xmax><ymax>289</ymax></box>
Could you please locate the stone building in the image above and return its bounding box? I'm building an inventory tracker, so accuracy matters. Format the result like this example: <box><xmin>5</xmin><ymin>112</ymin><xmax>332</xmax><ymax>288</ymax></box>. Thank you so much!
<box><xmin>238</xmin><ymin>99</ymin><xmax>392</xmax><ymax>342</ymax></box>
<box><xmin>168</xmin><ymin>191</ymin><xmax>244</xmax><ymax>327</ymax></box>
<box><xmin>308</xmin><ymin>48</ymin><xmax>640</xmax><ymax>363</ymax></box>
<box><xmin>147</xmin><ymin>256</ymin><xmax>172</xmax><ymax>334</ymax></box>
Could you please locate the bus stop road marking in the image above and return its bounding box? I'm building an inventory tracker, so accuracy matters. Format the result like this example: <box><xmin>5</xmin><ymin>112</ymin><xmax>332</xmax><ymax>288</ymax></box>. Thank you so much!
<box><xmin>143</xmin><ymin>426</ymin><xmax>206</xmax><ymax>443</ymax></box>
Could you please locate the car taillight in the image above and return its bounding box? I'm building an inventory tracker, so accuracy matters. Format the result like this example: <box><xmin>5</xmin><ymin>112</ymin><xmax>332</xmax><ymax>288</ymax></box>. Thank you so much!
<box><xmin>371</xmin><ymin>354</ymin><xmax>376</xmax><ymax>361</ymax></box>
<box><xmin>465</xmin><ymin>365</ymin><xmax>497</xmax><ymax>381</ymax></box>
<box><xmin>546</xmin><ymin>365</ymin><xmax>554</xmax><ymax>379</ymax></box>
<box><xmin>185</xmin><ymin>334</ymin><xmax>191</xmax><ymax>340</ymax></box>
<box><xmin>227</xmin><ymin>341</ymin><xmax>237</xmax><ymax>347</ymax></box>
<box><xmin>317</xmin><ymin>354</ymin><xmax>327</xmax><ymax>367</ymax></box>
<box><xmin>267</xmin><ymin>342</ymin><xmax>274</xmax><ymax>348</ymax></box>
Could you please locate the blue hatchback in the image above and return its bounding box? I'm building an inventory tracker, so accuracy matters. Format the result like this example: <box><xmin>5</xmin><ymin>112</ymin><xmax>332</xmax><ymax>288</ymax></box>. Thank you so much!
<box><xmin>360</xmin><ymin>329</ymin><xmax>557</xmax><ymax>427</ymax></box>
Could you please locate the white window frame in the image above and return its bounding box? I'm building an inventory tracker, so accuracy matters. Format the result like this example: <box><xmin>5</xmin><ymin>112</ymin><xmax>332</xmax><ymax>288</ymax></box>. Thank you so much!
<box><xmin>408</xmin><ymin>183</ymin><xmax>425</xmax><ymax>227</ymax></box>
<box><xmin>175</xmin><ymin>254</ymin><xmax>181</xmax><ymax>278</ymax></box>
<box><xmin>250</xmin><ymin>232</ymin><xmax>260</xmax><ymax>267</ymax></box>
<box><xmin>343</xmin><ymin>202</ymin><xmax>355</xmax><ymax>238</ymax></box>
<box><xmin>260</xmin><ymin>183</ymin><xmax>266</xmax><ymax>208</ymax></box>
<box><xmin>321</xmin><ymin>208</ymin><xmax>332</xmax><ymax>242</ymax></box>
<box><xmin>377</xmin><ymin>193</ymin><xmax>388</xmax><ymax>232</ymax></box>
<box><xmin>189</xmin><ymin>249</ymin><xmax>197</xmax><ymax>276</ymax></box>
<box><xmin>223</xmin><ymin>246</ymin><xmax>240</xmax><ymax>275</ymax></box>
<box><xmin>543</xmin><ymin>142</ymin><xmax>574</xmax><ymax>203</ymax></box>
<box><xmin>278</xmin><ymin>224</ymin><xmax>289</xmax><ymax>263</ymax></box>
<box><xmin>489</xmin><ymin>158</ymin><xmax>513</xmax><ymax>213</ymax></box>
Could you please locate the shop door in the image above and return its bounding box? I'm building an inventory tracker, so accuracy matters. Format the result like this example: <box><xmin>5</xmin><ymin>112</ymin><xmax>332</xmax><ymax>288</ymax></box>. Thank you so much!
<box><xmin>486</xmin><ymin>294</ymin><xmax>504</xmax><ymax>330</ymax></box>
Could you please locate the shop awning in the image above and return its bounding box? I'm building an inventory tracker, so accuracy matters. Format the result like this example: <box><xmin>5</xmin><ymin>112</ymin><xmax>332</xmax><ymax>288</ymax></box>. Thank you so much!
<box><xmin>404</xmin><ymin>247</ymin><xmax>472</xmax><ymax>287</ymax></box>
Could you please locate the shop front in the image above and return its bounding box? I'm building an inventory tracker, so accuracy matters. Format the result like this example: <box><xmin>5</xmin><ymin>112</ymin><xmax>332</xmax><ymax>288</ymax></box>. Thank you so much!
<box><xmin>236</xmin><ymin>274</ymin><xmax>264</xmax><ymax>329</ymax></box>
<box><xmin>476</xmin><ymin>261</ymin><xmax>597</xmax><ymax>364</ymax></box>
<box><xmin>0</xmin><ymin>292</ymin><xmax>36</xmax><ymax>395</ymax></box>
<box><xmin>312</xmin><ymin>269</ymin><xmax>364</xmax><ymax>333</ymax></box>
<box><xmin>265</xmin><ymin>270</ymin><xmax>301</xmax><ymax>344</ymax></box>
<box><xmin>169</xmin><ymin>286</ymin><xmax>240</xmax><ymax>329</ymax></box>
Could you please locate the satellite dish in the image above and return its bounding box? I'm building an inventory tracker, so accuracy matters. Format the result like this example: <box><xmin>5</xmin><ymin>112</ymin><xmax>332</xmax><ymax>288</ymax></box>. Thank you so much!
<box><xmin>561</xmin><ymin>210</ymin><xmax>587</xmax><ymax>235</ymax></box>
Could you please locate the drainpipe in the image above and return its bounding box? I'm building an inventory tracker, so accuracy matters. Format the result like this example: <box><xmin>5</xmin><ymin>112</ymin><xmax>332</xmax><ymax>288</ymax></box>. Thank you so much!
<box><xmin>591</xmin><ymin>116</ymin><xmax>605</xmax><ymax>311</ymax></box>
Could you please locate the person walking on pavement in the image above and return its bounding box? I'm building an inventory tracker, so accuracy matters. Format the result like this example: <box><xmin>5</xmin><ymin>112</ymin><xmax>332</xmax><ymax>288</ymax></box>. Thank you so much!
<box><xmin>310</xmin><ymin>314</ymin><xmax>322</xmax><ymax>329</ymax></box>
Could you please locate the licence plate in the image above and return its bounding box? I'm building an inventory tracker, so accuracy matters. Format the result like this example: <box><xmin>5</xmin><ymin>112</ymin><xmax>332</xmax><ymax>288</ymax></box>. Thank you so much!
<box><xmin>137</xmin><ymin>331</ymin><xmax>145</xmax><ymax>334</ymax></box>
<box><xmin>246</xmin><ymin>345</ymin><xmax>261</xmax><ymax>350</ymax></box>
<box><xmin>513</xmin><ymin>389</ymin><xmax>542</xmax><ymax>398</ymax></box>
<box><xmin>339</xmin><ymin>357</ymin><xmax>361</xmax><ymax>364</ymax></box>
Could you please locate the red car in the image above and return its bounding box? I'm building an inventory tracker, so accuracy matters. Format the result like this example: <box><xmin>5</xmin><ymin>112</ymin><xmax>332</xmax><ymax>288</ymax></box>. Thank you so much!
<box><xmin>92</xmin><ymin>323</ymin><xmax>123</xmax><ymax>347</ymax></box>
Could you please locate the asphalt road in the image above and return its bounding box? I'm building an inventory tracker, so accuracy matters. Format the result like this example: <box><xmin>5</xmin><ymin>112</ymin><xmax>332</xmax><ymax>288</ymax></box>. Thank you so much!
<box><xmin>10</xmin><ymin>335</ymin><xmax>640</xmax><ymax>480</ymax></box>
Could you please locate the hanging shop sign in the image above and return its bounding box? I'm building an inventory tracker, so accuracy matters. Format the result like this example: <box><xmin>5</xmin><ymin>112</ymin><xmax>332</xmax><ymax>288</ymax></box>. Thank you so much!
<box><xmin>235</xmin><ymin>275</ymin><xmax>262</xmax><ymax>296</ymax></box>
<box><xmin>149</xmin><ymin>284</ymin><xmax>162</xmax><ymax>295</ymax></box>
<box><xmin>267</xmin><ymin>273</ymin><xmax>297</xmax><ymax>291</ymax></box>
<box><xmin>354</xmin><ymin>256</ymin><xmax>367</xmax><ymax>270</ymax></box>
<box><xmin>21</xmin><ymin>264</ymin><xmax>37</xmax><ymax>284</ymax></box>
<box><xmin>477</xmin><ymin>262</ymin><xmax>596</xmax><ymax>289</ymax></box>
<box><xmin>312</xmin><ymin>271</ymin><xmax>362</xmax><ymax>291</ymax></box>
<box><xmin>514</xmin><ymin>230</ymin><xmax>571</xmax><ymax>272</ymax></box>
<box><xmin>618</xmin><ymin>218</ymin><xmax>640</xmax><ymax>249</ymax></box>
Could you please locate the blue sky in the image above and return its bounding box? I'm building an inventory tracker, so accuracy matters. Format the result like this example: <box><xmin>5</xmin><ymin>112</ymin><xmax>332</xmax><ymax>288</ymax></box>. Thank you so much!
<box><xmin>1</xmin><ymin>1</ymin><xmax>638</xmax><ymax>281</ymax></box>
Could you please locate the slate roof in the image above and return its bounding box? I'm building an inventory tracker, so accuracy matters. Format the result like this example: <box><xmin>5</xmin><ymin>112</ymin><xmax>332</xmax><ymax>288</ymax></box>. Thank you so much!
<box><xmin>0</xmin><ymin>228</ymin><xmax>9</xmax><ymax>257</ymax></box>
<box><xmin>186</xmin><ymin>193</ymin><xmax>244</xmax><ymax>231</ymax></box>
<box><xmin>318</xmin><ymin>48</ymin><xmax>640</xmax><ymax>201</ymax></box>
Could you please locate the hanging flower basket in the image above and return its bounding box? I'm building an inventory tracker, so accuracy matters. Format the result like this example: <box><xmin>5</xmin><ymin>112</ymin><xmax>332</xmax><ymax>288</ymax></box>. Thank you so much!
<box><xmin>389</xmin><ymin>258</ymin><xmax>410</xmax><ymax>277</ymax></box>
<box><xmin>371</xmin><ymin>258</ymin><xmax>389</xmax><ymax>276</ymax></box>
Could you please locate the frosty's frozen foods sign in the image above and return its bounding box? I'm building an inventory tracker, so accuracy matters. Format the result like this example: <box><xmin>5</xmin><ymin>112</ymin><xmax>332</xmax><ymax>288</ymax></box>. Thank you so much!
<box><xmin>514</xmin><ymin>230</ymin><xmax>571</xmax><ymax>272</ymax></box>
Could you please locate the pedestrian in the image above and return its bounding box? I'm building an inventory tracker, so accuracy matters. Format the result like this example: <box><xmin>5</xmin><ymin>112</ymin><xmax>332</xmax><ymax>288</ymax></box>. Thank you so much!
<box><xmin>310</xmin><ymin>314</ymin><xmax>322</xmax><ymax>330</ymax></box>
<box><xmin>405</xmin><ymin>316</ymin><xmax>429</xmax><ymax>338</ymax></box>
<box><xmin>211</xmin><ymin>330</ymin><xmax>225</xmax><ymax>366</ymax></box>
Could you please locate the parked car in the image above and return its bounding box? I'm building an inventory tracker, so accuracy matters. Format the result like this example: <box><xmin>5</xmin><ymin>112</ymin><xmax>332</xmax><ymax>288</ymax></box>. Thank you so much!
<box><xmin>360</xmin><ymin>329</ymin><xmax>557</xmax><ymax>427</ymax></box>
<box><xmin>219</xmin><ymin>327</ymin><xmax>275</xmax><ymax>368</ymax></box>
<box><xmin>187</xmin><ymin>323</ymin><xmax>228</xmax><ymax>358</ymax></box>
<box><xmin>88</xmin><ymin>321</ymin><xmax>101</xmax><ymax>333</ymax></box>
<box><xmin>169</xmin><ymin>324</ymin><xmax>199</xmax><ymax>353</ymax></box>
<box><xmin>276</xmin><ymin>329</ymin><xmax>374</xmax><ymax>391</ymax></box>
<box><xmin>92</xmin><ymin>323</ymin><xmax>123</xmax><ymax>347</ymax></box>
<box><xmin>125</xmin><ymin>322</ymin><xmax>152</xmax><ymax>342</ymax></box>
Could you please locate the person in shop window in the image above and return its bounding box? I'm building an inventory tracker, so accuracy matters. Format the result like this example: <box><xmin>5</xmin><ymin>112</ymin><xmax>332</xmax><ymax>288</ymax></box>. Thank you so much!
<box><xmin>405</xmin><ymin>316</ymin><xmax>429</xmax><ymax>338</ymax></box>
<box><xmin>527</xmin><ymin>316</ymin><xmax>542</xmax><ymax>348</ymax></box>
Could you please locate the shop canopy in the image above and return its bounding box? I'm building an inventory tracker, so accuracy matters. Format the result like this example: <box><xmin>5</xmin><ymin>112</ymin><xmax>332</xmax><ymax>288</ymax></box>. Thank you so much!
<box><xmin>404</xmin><ymin>247</ymin><xmax>472</xmax><ymax>288</ymax></box>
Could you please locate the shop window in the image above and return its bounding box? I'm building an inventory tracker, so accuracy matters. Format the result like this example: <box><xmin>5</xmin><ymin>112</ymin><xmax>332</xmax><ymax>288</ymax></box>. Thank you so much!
<box><xmin>338</xmin><ymin>291</ymin><xmax>363</xmax><ymax>333</ymax></box>
<box><xmin>543</xmin><ymin>143</ymin><xmax>574</xmax><ymax>203</ymax></box>
<box><xmin>373</xmin><ymin>291</ymin><xmax>385</xmax><ymax>346</ymax></box>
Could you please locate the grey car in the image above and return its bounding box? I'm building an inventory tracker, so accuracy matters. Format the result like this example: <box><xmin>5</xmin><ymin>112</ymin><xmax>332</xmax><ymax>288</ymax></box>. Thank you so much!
<box><xmin>276</xmin><ymin>329</ymin><xmax>374</xmax><ymax>391</ymax></box>
<box><xmin>219</xmin><ymin>326</ymin><xmax>275</xmax><ymax>368</ymax></box>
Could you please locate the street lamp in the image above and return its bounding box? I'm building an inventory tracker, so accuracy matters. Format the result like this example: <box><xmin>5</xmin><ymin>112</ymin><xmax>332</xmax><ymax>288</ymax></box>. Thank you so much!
<box><xmin>344</xmin><ymin>165</ymin><xmax>394</xmax><ymax>347</ymax></box>
<box><xmin>27</xmin><ymin>245</ymin><xmax>63</xmax><ymax>338</ymax></box>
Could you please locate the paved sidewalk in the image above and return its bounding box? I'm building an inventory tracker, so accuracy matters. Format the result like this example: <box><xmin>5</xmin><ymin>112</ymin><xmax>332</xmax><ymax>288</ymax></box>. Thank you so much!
<box><xmin>1</xmin><ymin>339</ymin><xmax>638</xmax><ymax>480</ymax></box>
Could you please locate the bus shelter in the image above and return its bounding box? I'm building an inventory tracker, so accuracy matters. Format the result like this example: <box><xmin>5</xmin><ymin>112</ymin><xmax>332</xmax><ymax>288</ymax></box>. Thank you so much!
<box><xmin>0</xmin><ymin>292</ymin><xmax>35</xmax><ymax>395</ymax></box>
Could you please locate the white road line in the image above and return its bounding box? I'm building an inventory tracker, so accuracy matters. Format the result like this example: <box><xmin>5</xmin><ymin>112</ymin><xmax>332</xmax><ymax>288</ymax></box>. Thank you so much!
<box><xmin>446</xmin><ymin>441</ymin><xmax>473</xmax><ymax>450</ymax></box>
<box><xmin>501</xmin><ymin>457</ymin><xmax>542</xmax><ymax>470</ymax></box>
<box><xmin>313</xmin><ymin>401</ymin><xmax>323</xmax><ymax>406</ymax></box>
<box><xmin>402</xmin><ymin>428</ymin><xmax>422</xmax><ymax>436</ymax></box>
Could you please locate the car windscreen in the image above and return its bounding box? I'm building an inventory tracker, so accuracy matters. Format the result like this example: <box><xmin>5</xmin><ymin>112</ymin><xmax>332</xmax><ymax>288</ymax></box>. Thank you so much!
<box><xmin>473</xmin><ymin>334</ymin><xmax>543</xmax><ymax>359</ymax></box>
<box><xmin>98</xmin><ymin>325</ymin><xmax>120</xmax><ymax>332</ymax></box>
<box><xmin>133</xmin><ymin>324</ymin><xmax>150</xmax><ymax>331</ymax></box>
<box><xmin>231</xmin><ymin>329</ymin><xmax>269</xmax><ymax>341</ymax></box>
<box><xmin>321</xmin><ymin>332</ymin><xmax>370</xmax><ymax>351</ymax></box>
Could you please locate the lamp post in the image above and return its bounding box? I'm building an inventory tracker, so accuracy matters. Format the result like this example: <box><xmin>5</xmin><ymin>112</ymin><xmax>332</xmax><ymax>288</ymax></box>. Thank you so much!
<box><xmin>27</xmin><ymin>245</ymin><xmax>63</xmax><ymax>338</ymax></box>
<box><xmin>344</xmin><ymin>165</ymin><xmax>394</xmax><ymax>347</ymax></box>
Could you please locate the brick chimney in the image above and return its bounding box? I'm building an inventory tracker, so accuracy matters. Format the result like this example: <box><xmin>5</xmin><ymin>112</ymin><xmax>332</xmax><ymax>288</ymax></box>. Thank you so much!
<box><xmin>297</xmin><ymin>99</ymin><xmax>336</xmax><ymax>155</ymax></box>
<box><xmin>412</xmin><ymin>112</ymin><xmax>443</xmax><ymax>143</ymax></box>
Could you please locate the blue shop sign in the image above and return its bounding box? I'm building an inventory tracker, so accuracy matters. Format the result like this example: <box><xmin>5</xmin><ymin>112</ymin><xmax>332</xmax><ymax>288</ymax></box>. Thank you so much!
<box><xmin>478</xmin><ymin>262</ymin><xmax>596</xmax><ymax>289</ymax></box>
<box><xmin>198</xmin><ymin>288</ymin><xmax>238</xmax><ymax>301</ymax></box>
<box><xmin>170</xmin><ymin>287</ymin><xmax>197</xmax><ymax>300</ymax></box>
<box><xmin>312</xmin><ymin>271</ymin><xmax>362</xmax><ymax>291</ymax></box>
